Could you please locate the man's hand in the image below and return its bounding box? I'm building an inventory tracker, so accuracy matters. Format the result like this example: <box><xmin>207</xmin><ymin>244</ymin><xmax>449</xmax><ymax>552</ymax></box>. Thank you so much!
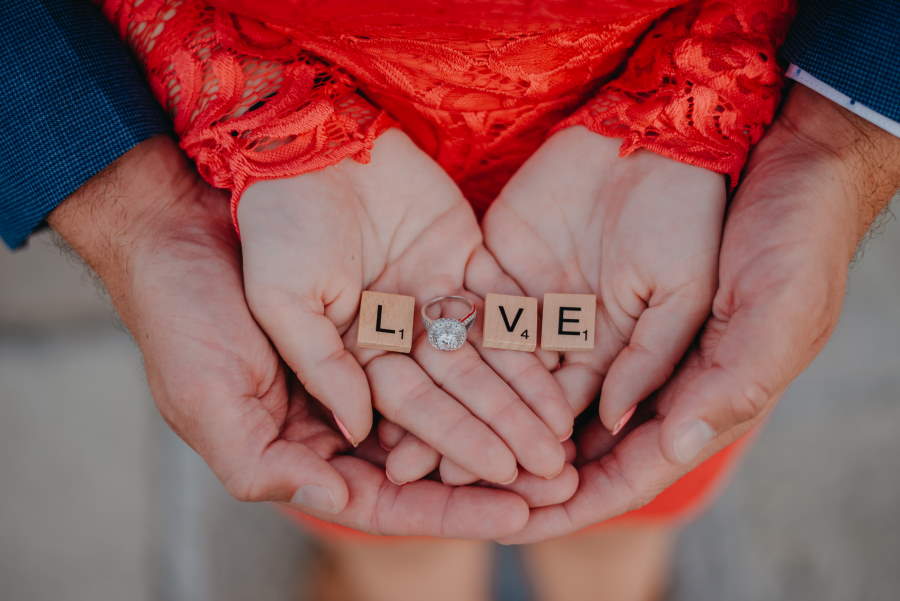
<box><xmin>502</xmin><ymin>85</ymin><xmax>900</xmax><ymax>543</ymax></box>
<box><xmin>48</xmin><ymin>135</ymin><xmax>532</xmax><ymax>538</ymax></box>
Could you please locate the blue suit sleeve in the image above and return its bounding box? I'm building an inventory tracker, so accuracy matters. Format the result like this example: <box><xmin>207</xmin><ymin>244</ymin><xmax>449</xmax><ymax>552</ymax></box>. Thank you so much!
<box><xmin>781</xmin><ymin>0</ymin><xmax>900</xmax><ymax>124</ymax></box>
<box><xmin>0</xmin><ymin>0</ymin><xmax>170</xmax><ymax>249</ymax></box>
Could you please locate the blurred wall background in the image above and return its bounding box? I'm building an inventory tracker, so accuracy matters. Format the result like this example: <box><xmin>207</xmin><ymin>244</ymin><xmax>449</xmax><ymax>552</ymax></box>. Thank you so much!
<box><xmin>1</xmin><ymin>216</ymin><xmax>898</xmax><ymax>601</ymax></box>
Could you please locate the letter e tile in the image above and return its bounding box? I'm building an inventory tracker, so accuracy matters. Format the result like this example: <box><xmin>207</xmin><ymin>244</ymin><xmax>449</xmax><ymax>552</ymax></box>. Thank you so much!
<box><xmin>540</xmin><ymin>293</ymin><xmax>596</xmax><ymax>351</ymax></box>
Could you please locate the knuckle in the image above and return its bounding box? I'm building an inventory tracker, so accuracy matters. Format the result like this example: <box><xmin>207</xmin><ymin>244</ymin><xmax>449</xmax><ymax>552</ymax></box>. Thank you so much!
<box><xmin>443</xmin><ymin>353</ymin><xmax>489</xmax><ymax>386</ymax></box>
<box><xmin>601</xmin><ymin>454</ymin><xmax>657</xmax><ymax>511</ymax></box>
<box><xmin>512</xmin><ymin>360</ymin><xmax>557</xmax><ymax>395</ymax></box>
<box><xmin>727</xmin><ymin>375</ymin><xmax>772</xmax><ymax>425</ymax></box>
<box><xmin>485</xmin><ymin>393</ymin><xmax>522</xmax><ymax>425</ymax></box>
<box><xmin>223</xmin><ymin>469</ymin><xmax>266</xmax><ymax>503</ymax></box>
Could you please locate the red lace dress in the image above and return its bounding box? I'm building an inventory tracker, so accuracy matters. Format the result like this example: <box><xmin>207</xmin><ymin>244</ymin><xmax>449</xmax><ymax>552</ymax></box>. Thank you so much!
<box><xmin>100</xmin><ymin>0</ymin><xmax>793</xmax><ymax>535</ymax></box>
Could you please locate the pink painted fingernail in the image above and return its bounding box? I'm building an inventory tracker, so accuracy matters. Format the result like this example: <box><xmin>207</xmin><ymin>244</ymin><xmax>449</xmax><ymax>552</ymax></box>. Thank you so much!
<box><xmin>611</xmin><ymin>406</ymin><xmax>637</xmax><ymax>436</ymax></box>
<box><xmin>333</xmin><ymin>413</ymin><xmax>357</xmax><ymax>447</ymax></box>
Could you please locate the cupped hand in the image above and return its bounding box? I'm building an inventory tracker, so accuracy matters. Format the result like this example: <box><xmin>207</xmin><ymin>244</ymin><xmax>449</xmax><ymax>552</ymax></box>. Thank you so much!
<box><xmin>483</xmin><ymin>125</ymin><xmax>725</xmax><ymax>434</ymax></box>
<box><xmin>238</xmin><ymin>129</ymin><xmax>572</xmax><ymax>485</ymax></box>
<box><xmin>501</xmin><ymin>86</ymin><xmax>900</xmax><ymax>543</ymax></box>
<box><xmin>50</xmin><ymin>136</ymin><xmax>534</xmax><ymax>538</ymax></box>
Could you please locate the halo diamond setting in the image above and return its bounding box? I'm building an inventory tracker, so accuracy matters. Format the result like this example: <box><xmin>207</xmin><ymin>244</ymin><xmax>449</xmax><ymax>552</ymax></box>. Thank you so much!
<box><xmin>427</xmin><ymin>317</ymin><xmax>469</xmax><ymax>351</ymax></box>
<box><xmin>421</xmin><ymin>295</ymin><xmax>477</xmax><ymax>352</ymax></box>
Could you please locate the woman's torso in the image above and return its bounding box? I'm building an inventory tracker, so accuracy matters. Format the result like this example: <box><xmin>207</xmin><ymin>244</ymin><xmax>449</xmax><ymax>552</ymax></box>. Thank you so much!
<box><xmin>205</xmin><ymin>0</ymin><xmax>688</xmax><ymax>205</ymax></box>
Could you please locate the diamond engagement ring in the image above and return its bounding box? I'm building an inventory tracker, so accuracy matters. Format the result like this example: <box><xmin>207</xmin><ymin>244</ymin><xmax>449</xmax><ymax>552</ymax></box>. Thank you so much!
<box><xmin>421</xmin><ymin>295</ymin><xmax>477</xmax><ymax>351</ymax></box>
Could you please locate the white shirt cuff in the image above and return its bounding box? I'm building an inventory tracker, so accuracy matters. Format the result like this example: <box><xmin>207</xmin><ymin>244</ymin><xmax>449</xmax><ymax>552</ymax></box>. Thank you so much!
<box><xmin>786</xmin><ymin>64</ymin><xmax>900</xmax><ymax>138</ymax></box>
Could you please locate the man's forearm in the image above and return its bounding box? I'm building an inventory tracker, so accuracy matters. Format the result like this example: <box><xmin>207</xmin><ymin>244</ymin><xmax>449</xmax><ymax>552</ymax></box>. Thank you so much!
<box><xmin>774</xmin><ymin>85</ymin><xmax>900</xmax><ymax>243</ymax></box>
<box><xmin>47</xmin><ymin>135</ymin><xmax>231</xmax><ymax>301</ymax></box>
<box><xmin>0</xmin><ymin>0</ymin><xmax>170</xmax><ymax>249</ymax></box>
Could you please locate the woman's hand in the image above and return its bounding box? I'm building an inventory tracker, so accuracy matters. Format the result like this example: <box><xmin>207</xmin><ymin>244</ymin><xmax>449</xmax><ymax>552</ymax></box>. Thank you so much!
<box><xmin>238</xmin><ymin>129</ymin><xmax>573</xmax><ymax>485</ymax></box>
<box><xmin>483</xmin><ymin>126</ymin><xmax>726</xmax><ymax>433</ymax></box>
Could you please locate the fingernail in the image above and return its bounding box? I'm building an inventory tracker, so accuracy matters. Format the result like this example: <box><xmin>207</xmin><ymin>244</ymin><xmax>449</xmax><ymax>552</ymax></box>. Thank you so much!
<box><xmin>559</xmin><ymin>426</ymin><xmax>574</xmax><ymax>442</ymax></box>
<box><xmin>673</xmin><ymin>419</ymin><xmax>715</xmax><ymax>464</ymax></box>
<box><xmin>611</xmin><ymin>406</ymin><xmax>637</xmax><ymax>436</ymax></box>
<box><xmin>333</xmin><ymin>413</ymin><xmax>357</xmax><ymax>447</ymax></box>
<box><xmin>386</xmin><ymin>472</ymin><xmax>407</xmax><ymax>486</ymax></box>
<box><xmin>499</xmin><ymin>468</ymin><xmax>519</xmax><ymax>485</ymax></box>
<box><xmin>291</xmin><ymin>485</ymin><xmax>338</xmax><ymax>514</ymax></box>
<box><xmin>544</xmin><ymin>464</ymin><xmax>565</xmax><ymax>480</ymax></box>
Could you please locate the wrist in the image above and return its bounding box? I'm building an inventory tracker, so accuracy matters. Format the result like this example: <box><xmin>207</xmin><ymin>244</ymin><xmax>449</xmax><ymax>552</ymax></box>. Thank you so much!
<box><xmin>48</xmin><ymin>136</ymin><xmax>230</xmax><ymax>288</ymax></box>
<box><xmin>771</xmin><ymin>85</ymin><xmax>900</xmax><ymax>242</ymax></box>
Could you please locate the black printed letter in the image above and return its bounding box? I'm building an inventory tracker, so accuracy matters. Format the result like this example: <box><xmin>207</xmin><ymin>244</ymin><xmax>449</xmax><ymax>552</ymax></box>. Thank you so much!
<box><xmin>558</xmin><ymin>306</ymin><xmax>581</xmax><ymax>336</ymax></box>
<box><xmin>375</xmin><ymin>304</ymin><xmax>396</xmax><ymax>334</ymax></box>
<box><xmin>498</xmin><ymin>306</ymin><xmax>524</xmax><ymax>333</ymax></box>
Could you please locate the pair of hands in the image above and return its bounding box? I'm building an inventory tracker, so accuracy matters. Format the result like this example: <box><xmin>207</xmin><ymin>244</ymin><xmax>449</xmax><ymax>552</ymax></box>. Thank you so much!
<box><xmin>50</xmin><ymin>86</ymin><xmax>898</xmax><ymax>541</ymax></box>
<box><xmin>234</xmin><ymin>122</ymin><xmax>726</xmax><ymax>517</ymax></box>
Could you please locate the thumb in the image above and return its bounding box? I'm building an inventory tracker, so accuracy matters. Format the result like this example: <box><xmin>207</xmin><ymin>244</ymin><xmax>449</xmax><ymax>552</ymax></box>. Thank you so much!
<box><xmin>245</xmin><ymin>439</ymin><xmax>351</xmax><ymax>514</ymax></box>
<box><xmin>656</xmin><ymin>283</ymin><xmax>839</xmax><ymax>466</ymax></box>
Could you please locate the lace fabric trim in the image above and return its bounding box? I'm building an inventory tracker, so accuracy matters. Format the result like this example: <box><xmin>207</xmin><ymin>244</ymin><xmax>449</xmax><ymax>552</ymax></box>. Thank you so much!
<box><xmin>100</xmin><ymin>0</ymin><xmax>395</xmax><ymax>229</ymax></box>
<box><xmin>98</xmin><ymin>0</ymin><xmax>795</xmax><ymax>226</ymax></box>
<box><xmin>557</xmin><ymin>0</ymin><xmax>795</xmax><ymax>186</ymax></box>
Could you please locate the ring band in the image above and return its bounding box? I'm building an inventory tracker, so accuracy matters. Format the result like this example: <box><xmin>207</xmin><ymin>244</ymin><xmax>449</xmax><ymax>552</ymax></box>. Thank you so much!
<box><xmin>421</xmin><ymin>295</ymin><xmax>477</xmax><ymax>351</ymax></box>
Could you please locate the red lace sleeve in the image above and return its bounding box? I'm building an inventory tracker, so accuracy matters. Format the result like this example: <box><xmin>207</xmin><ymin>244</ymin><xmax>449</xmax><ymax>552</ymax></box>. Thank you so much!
<box><xmin>556</xmin><ymin>0</ymin><xmax>795</xmax><ymax>186</ymax></box>
<box><xmin>98</xmin><ymin>0</ymin><xmax>393</xmax><ymax>228</ymax></box>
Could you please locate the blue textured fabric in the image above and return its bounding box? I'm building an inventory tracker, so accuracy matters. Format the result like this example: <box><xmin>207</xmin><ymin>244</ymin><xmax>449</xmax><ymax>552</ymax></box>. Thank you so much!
<box><xmin>782</xmin><ymin>0</ymin><xmax>899</xmax><ymax>123</ymax></box>
<box><xmin>0</xmin><ymin>0</ymin><xmax>169</xmax><ymax>249</ymax></box>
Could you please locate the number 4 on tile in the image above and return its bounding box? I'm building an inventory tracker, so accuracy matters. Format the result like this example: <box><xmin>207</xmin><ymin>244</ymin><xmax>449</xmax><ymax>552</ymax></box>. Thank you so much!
<box><xmin>482</xmin><ymin>293</ymin><xmax>538</xmax><ymax>352</ymax></box>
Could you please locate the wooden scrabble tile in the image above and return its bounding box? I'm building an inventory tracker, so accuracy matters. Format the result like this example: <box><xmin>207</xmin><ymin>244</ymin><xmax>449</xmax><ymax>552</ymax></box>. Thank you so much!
<box><xmin>540</xmin><ymin>293</ymin><xmax>596</xmax><ymax>351</ymax></box>
<box><xmin>357</xmin><ymin>291</ymin><xmax>415</xmax><ymax>353</ymax></box>
<box><xmin>482</xmin><ymin>293</ymin><xmax>538</xmax><ymax>352</ymax></box>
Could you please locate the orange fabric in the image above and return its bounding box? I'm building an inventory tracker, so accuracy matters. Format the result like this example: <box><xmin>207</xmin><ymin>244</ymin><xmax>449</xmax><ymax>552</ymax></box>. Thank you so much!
<box><xmin>99</xmin><ymin>0</ymin><xmax>794</xmax><ymax>229</ymax></box>
<box><xmin>282</xmin><ymin>436</ymin><xmax>752</xmax><ymax>541</ymax></box>
<box><xmin>97</xmin><ymin>0</ymin><xmax>791</xmax><ymax>533</ymax></box>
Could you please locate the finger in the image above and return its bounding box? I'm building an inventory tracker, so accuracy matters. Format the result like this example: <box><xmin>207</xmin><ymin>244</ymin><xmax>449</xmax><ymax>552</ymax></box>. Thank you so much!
<box><xmin>440</xmin><ymin>458</ymin><xmax>578</xmax><ymax>507</ymax></box>
<box><xmin>352</xmin><ymin>432</ymin><xmax>389</xmax><ymax>467</ymax></box>
<box><xmin>600</xmin><ymin>287</ymin><xmax>711</xmax><ymax>433</ymax></box>
<box><xmin>386</xmin><ymin>432</ymin><xmax>441</xmax><ymax>485</ymax></box>
<box><xmin>656</xmin><ymin>294</ymin><xmax>820</xmax><ymax>466</ymax></box>
<box><xmin>465</xmin><ymin>247</ymin><xmax>561</xmax><ymax>372</ymax></box>
<box><xmin>552</xmin><ymin>307</ymin><xmax>630</xmax><ymax>415</ymax></box>
<box><xmin>562</xmin><ymin>439</ymin><xmax>577</xmax><ymax>463</ymax></box>
<box><xmin>439</xmin><ymin>457</ymin><xmax>480</xmax><ymax>485</ymax></box>
<box><xmin>378</xmin><ymin>419</ymin><xmax>406</xmax><ymax>451</ymax></box>
<box><xmin>464</xmin><ymin>250</ymin><xmax>572</xmax><ymax>437</ymax></box>
<box><xmin>576</xmin><ymin>416</ymin><xmax>619</xmax><ymax>464</ymax></box>
<box><xmin>413</xmin><ymin>333</ymin><xmax>566</xmax><ymax>479</ymax></box>
<box><xmin>504</xmin><ymin>290</ymin><xmax>816</xmax><ymax>543</ymax></box>
<box><xmin>467</xmin><ymin>319</ymin><xmax>574</xmax><ymax>441</ymax></box>
<box><xmin>301</xmin><ymin>455</ymin><xmax>529</xmax><ymax>539</ymax></box>
<box><xmin>440</xmin><ymin>440</ymin><xmax>576</xmax><ymax>487</ymax></box>
<box><xmin>248</xmin><ymin>292</ymin><xmax>371</xmax><ymax>446</ymax></box>
<box><xmin>500</xmin><ymin>418</ymin><xmax>678</xmax><ymax>544</ymax></box>
<box><xmin>367</xmin><ymin>353</ymin><xmax>518</xmax><ymax>484</ymax></box>
<box><xmin>552</xmin><ymin>361</ymin><xmax>604</xmax><ymax>415</ymax></box>
<box><xmin>190</xmin><ymin>377</ymin><xmax>351</xmax><ymax>514</ymax></box>
<box><xmin>493</xmin><ymin>464</ymin><xmax>579</xmax><ymax>507</ymax></box>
